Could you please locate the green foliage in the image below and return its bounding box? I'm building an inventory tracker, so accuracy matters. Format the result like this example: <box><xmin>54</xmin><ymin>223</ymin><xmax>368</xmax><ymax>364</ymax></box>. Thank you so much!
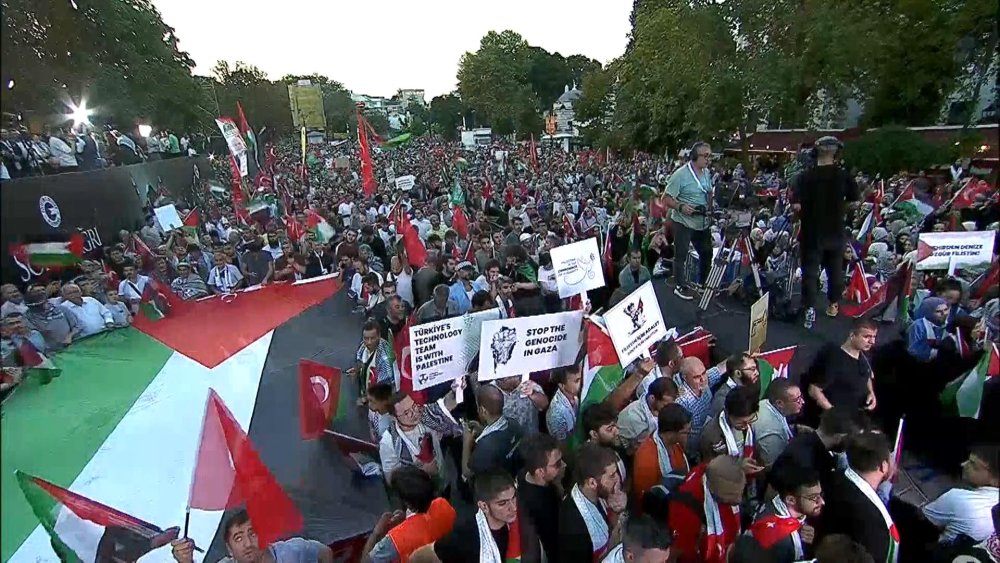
<box><xmin>210</xmin><ymin>61</ymin><xmax>291</xmax><ymax>134</ymax></box>
<box><xmin>843</xmin><ymin>127</ymin><xmax>953</xmax><ymax>177</ymax></box>
<box><xmin>0</xmin><ymin>0</ymin><xmax>204</xmax><ymax>131</ymax></box>
<box><xmin>364</xmin><ymin>110</ymin><xmax>391</xmax><ymax>137</ymax></box>
<box><xmin>429</xmin><ymin>93</ymin><xmax>464</xmax><ymax>140</ymax></box>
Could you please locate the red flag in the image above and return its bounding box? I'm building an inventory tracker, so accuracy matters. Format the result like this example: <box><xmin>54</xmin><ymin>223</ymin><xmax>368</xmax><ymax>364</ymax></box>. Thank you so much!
<box><xmin>235</xmin><ymin>101</ymin><xmax>251</xmax><ymax>137</ymax></box>
<box><xmin>395</xmin><ymin>213</ymin><xmax>427</xmax><ymax>269</ymax></box>
<box><xmin>970</xmin><ymin>261</ymin><xmax>999</xmax><ymax>301</ymax></box>
<box><xmin>393</xmin><ymin>316</ymin><xmax>427</xmax><ymax>404</ymax></box>
<box><xmin>482</xmin><ymin>178</ymin><xmax>493</xmax><ymax>201</ymax></box>
<box><xmin>299</xmin><ymin>360</ymin><xmax>341</xmax><ymax>440</ymax></box>
<box><xmin>356</xmin><ymin>107</ymin><xmax>377</xmax><ymax>197</ymax></box>
<box><xmin>228</xmin><ymin>156</ymin><xmax>249</xmax><ymax>224</ymax></box>
<box><xmin>284</xmin><ymin>214</ymin><xmax>305</xmax><ymax>242</ymax></box>
<box><xmin>451</xmin><ymin>205</ymin><xmax>469</xmax><ymax>239</ymax></box>
<box><xmin>586</xmin><ymin>319</ymin><xmax>620</xmax><ymax>367</ymax></box>
<box><xmin>676</xmin><ymin>327</ymin><xmax>714</xmax><ymax>367</ymax></box>
<box><xmin>602</xmin><ymin>226</ymin><xmax>616</xmax><ymax>281</ymax></box>
<box><xmin>749</xmin><ymin>515</ymin><xmax>802</xmax><ymax>549</ymax></box>
<box><xmin>188</xmin><ymin>390</ymin><xmax>303</xmax><ymax>547</ymax></box>
<box><xmin>182</xmin><ymin>208</ymin><xmax>200</xmax><ymax>230</ymax></box>
<box><xmin>329</xmin><ymin>532</ymin><xmax>369</xmax><ymax>563</ymax></box>
<box><xmin>988</xmin><ymin>344</ymin><xmax>999</xmax><ymax>377</ymax></box>
<box><xmin>844</xmin><ymin>263</ymin><xmax>872</xmax><ymax>303</ymax></box>
<box><xmin>951</xmin><ymin>178</ymin><xmax>994</xmax><ymax>210</ymax></box>
<box><xmin>416</xmin><ymin>434</ymin><xmax>434</xmax><ymax>463</ymax></box>
<box><xmin>131</xmin><ymin>235</ymin><xmax>156</xmax><ymax>271</ymax></box>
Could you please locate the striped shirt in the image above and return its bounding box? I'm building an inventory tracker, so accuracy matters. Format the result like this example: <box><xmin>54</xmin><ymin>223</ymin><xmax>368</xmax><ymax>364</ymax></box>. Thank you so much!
<box><xmin>673</xmin><ymin>366</ymin><xmax>724</xmax><ymax>460</ymax></box>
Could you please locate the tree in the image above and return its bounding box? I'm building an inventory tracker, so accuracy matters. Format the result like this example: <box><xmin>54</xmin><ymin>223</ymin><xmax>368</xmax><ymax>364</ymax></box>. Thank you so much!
<box><xmin>0</xmin><ymin>0</ymin><xmax>205</xmax><ymax>132</ymax></box>
<box><xmin>526</xmin><ymin>47</ymin><xmax>573</xmax><ymax>111</ymax></box>
<box><xmin>211</xmin><ymin>61</ymin><xmax>292</xmax><ymax>134</ymax></box>
<box><xmin>457</xmin><ymin>30</ymin><xmax>539</xmax><ymax>136</ymax></box>
<box><xmin>565</xmin><ymin>54</ymin><xmax>601</xmax><ymax>86</ymax></box>
<box><xmin>843</xmin><ymin>127</ymin><xmax>953</xmax><ymax>177</ymax></box>
<box><xmin>364</xmin><ymin>110</ymin><xmax>390</xmax><ymax>137</ymax></box>
<box><xmin>281</xmin><ymin>74</ymin><xmax>355</xmax><ymax>134</ymax></box>
<box><xmin>429</xmin><ymin>93</ymin><xmax>464</xmax><ymax>140</ymax></box>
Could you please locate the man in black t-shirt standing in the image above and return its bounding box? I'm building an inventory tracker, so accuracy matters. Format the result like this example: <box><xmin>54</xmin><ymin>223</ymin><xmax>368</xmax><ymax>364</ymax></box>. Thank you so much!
<box><xmin>803</xmin><ymin>318</ymin><xmax>879</xmax><ymax>427</ymax></box>
<box><xmin>517</xmin><ymin>434</ymin><xmax>565</xmax><ymax>562</ymax></box>
<box><xmin>791</xmin><ymin>136</ymin><xmax>860</xmax><ymax>329</ymax></box>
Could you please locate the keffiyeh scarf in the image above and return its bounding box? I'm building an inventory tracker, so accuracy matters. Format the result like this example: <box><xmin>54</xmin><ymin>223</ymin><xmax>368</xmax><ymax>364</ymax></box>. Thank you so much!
<box><xmin>570</xmin><ymin>484</ymin><xmax>609</xmax><ymax>559</ymax></box>
<box><xmin>718</xmin><ymin>411</ymin><xmax>755</xmax><ymax>459</ymax></box>
<box><xmin>476</xmin><ymin>509</ymin><xmax>522</xmax><ymax>563</ymax></box>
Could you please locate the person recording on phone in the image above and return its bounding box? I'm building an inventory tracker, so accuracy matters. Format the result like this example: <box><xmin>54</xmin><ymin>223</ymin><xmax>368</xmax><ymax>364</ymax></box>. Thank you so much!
<box><xmin>664</xmin><ymin>142</ymin><xmax>714</xmax><ymax>301</ymax></box>
<box><xmin>790</xmin><ymin>136</ymin><xmax>860</xmax><ymax>329</ymax></box>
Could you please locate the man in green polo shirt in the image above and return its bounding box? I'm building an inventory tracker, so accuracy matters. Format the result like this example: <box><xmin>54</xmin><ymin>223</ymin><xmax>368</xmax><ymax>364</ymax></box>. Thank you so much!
<box><xmin>664</xmin><ymin>142</ymin><xmax>714</xmax><ymax>300</ymax></box>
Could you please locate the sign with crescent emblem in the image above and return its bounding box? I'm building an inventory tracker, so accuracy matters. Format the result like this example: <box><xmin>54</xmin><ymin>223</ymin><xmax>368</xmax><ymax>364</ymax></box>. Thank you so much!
<box><xmin>39</xmin><ymin>195</ymin><xmax>62</xmax><ymax>228</ymax></box>
<box><xmin>310</xmin><ymin>375</ymin><xmax>329</xmax><ymax>404</ymax></box>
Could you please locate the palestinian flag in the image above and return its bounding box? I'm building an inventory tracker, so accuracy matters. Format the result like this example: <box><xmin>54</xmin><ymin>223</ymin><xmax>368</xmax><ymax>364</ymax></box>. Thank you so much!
<box><xmin>17</xmin><ymin>338</ymin><xmax>61</xmax><ymax>384</ymax></box>
<box><xmin>306</xmin><ymin>210</ymin><xmax>335</xmax><ymax>243</ymax></box>
<box><xmin>15</xmin><ymin>472</ymin><xmax>180</xmax><ymax>562</ymax></box>
<box><xmin>9</xmin><ymin>234</ymin><xmax>84</xmax><ymax>268</ymax></box>
<box><xmin>757</xmin><ymin>346</ymin><xmax>797</xmax><ymax>398</ymax></box>
<box><xmin>1</xmin><ymin>277</ymin><xmax>398</xmax><ymax>562</ymax></box>
<box><xmin>940</xmin><ymin>343</ymin><xmax>1000</xmax><ymax>419</ymax></box>
<box><xmin>580</xmin><ymin>317</ymin><xmax>625</xmax><ymax>413</ymax></box>
<box><xmin>181</xmin><ymin>208</ymin><xmax>200</xmax><ymax>238</ymax></box>
<box><xmin>890</xmin><ymin>182</ymin><xmax>934</xmax><ymax>223</ymax></box>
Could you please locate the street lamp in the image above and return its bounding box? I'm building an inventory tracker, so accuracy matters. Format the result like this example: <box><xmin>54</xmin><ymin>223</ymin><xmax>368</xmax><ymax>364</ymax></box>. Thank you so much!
<box><xmin>66</xmin><ymin>99</ymin><xmax>93</xmax><ymax>126</ymax></box>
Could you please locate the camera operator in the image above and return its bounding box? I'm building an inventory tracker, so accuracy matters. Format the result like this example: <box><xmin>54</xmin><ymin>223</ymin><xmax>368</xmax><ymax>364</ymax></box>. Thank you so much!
<box><xmin>790</xmin><ymin>136</ymin><xmax>860</xmax><ymax>329</ymax></box>
<box><xmin>664</xmin><ymin>141</ymin><xmax>714</xmax><ymax>301</ymax></box>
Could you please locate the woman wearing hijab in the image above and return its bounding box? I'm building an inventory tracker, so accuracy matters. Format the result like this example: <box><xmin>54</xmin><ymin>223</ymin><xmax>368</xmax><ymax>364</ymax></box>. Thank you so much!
<box><xmin>907</xmin><ymin>297</ymin><xmax>953</xmax><ymax>363</ymax></box>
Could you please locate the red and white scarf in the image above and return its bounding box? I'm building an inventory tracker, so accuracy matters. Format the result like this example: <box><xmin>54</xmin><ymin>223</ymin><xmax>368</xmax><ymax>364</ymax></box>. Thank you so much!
<box><xmin>701</xmin><ymin>471</ymin><xmax>731</xmax><ymax>563</ymax></box>
<box><xmin>844</xmin><ymin>467</ymin><xmax>899</xmax><ymax>563</ymax></box>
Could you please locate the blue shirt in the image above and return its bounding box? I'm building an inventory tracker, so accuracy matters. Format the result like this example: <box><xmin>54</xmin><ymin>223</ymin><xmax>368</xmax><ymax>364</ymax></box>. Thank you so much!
<box><xmin>666</xmin><ymin>164</ymin><xmax>712</xmax><ymax>230</ymax></box>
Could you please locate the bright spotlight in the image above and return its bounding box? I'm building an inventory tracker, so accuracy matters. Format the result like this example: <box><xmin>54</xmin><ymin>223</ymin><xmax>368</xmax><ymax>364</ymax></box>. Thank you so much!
<box><xmin>66</xmin><ymin>99</ymin><xmax>93</xmax><ymax>126</ymax></box>
<box><xmin>6</xmin><ymin>79</ymin><xmax>13</xmax><ymax>89</ymax></box>
<box><xmin>138</xmin><ymin>124</ymin><xmax>153</xmax><ymax>138</ymax></box>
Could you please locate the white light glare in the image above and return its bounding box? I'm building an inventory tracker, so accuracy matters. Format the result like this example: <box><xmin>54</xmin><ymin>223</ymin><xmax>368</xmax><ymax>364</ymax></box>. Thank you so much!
<box><xmin>138</xmin><ymin>124</ymin><xmax>153</xmax><ymax>138</ymax></box>
<box><xmin>67</xmin><ymin>99</ymin><xmax>93</xmax><ymax>125</ymax></box>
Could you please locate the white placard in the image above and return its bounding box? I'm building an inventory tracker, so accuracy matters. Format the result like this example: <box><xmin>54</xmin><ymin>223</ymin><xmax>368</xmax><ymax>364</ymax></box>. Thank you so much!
<box><xmin>153</xmin><ymin>204</ymin><xmax>183</xmax><ymax>232</ymax></box>
<box><xmin>604</xmin><ymin>281</ymin><xmax>668</xmax><ymax>366</ymax></box>
<box><xmin>916</xmin><ymin>231</ymin><xmax>995</xmax><ymax>271</ymax></box>
<box><xmin>395</xmin><ymin>175</ymin><xmax>416</xmax><ymax>191</ymax></box>
<box><xmin>551</xmin><ymin>237</ymin><xmax>606</xmax><ymax>298</ymax></box>
<box><xmin>463</xmin><ymin>308</ymin><xmax>501</xmax><ymax>366</ymax></box>
<box><xmin>409</xmin><ymin>316</ymin><xmax>467</xmax><ymax>391</ymax></box>
<box><xmin>748</xmin><ymin>292</ymin><xmax>769</xmax><ymax>353</ymax></box>
<box><xmin>478</xmin><ymin>311</ymin><xmax>584</xmax><ymax>382</ymax></box>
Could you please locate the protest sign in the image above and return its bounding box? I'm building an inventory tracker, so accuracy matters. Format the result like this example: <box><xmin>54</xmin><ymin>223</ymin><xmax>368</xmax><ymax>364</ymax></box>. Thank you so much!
<box><xmin>409</xmin><ymin>316</ymin><xmax>467</xmax><ymax>391</ymax></box>
<box><xmin>395</xmin><ymin>175</ymin><xmax>416</xmax><ymax>191</ymax></box>
<box><xmin>604</xmin><ymin>281</ymin><xmax>668</xmax><ymax>366</ymax></box>
<box><xmin>463</xmin><ymin>308</ymin><xmax>501</xmax><ymax>368</ymax></box>
<box><xmin>916</xmin><ymin>231</ymin><xmax>995</xmax><ymax>271</ymax></box>
<box><xmin>386</xmin><ymin>166</ymin><xmax>396</xmax><ymax>183</ymax></box>
<box><xmin>551</xmin><ymin>237</ymin><xmax>606</xmax><ymax>298</ymax></box>
<box><xmin>478</xmin><ymin>311</ymin><xmax>584</xmax><ymax>381</ymax></box>
<box><xmin>334</xmin><ymin>156</ymin><xmax>350</xmax><ymax>169</ymax></box>
<box><xmin>215</xmin><ymin>118</ymin><xmax>248</xmax><ymax>177</ymax></box>
<box><xmin>153</xmin><ymin>204</ymin><xmax>183</xmax><ymax>232</ymax></box>
<box><xmin>748</xmin><ymin>292</ymin><xmax>769</xmax><ymax>353</ymax></box>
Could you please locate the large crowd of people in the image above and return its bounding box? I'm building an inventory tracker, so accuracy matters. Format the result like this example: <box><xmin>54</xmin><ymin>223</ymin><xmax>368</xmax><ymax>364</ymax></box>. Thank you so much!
<box><xmin>2</xmin><ymin>131</ymin><xmax>998</xmax><ymax>563</ymax></box>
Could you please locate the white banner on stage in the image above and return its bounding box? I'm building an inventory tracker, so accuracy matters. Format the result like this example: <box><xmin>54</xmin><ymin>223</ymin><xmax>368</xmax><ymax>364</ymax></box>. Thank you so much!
<box><xmin>551</xmin><ymin>237</ymin><xmax>606</xmax><ymax>298</ymax></box>
<box><xmin>604</xmin><ymin>281</ymin><xmax>668</xmax><ymax>366</ymax></box>
<box><xmin>478</xmin><ymin>310</ymin><xmax>584</xmax><ymax>382</ymax></box>
<box><xmin>409</xmin><ymin>316</ymin><xmax>467</xmax><ymax>391</ymax></box>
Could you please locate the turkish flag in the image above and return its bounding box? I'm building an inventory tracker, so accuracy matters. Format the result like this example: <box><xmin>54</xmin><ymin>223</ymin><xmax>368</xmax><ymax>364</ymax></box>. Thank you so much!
<box><xmin>416</xmin><ymin>434</ymin><xmax>434</xmax><ymax>464</ymax></box>
<box><xmin>749</xmin><ymin>515</ymin><xmax>802</xmax><ymax>549</ymax></box>
<box><xmin>299</xmin><ymin>359</ymin><xmax>341</xmax><ymax>440</ymax></box>
<box><xmin>452</xmin><ymin>205</ymin><xmax>470</xmax><ymax>239</ymax></box>
<box><xmin>393</xmin><ymin>316</ymin><xmax>427</xmax><ymax>404</ymax></box>
<box><xmin>188</xmin><ymin>389</ymin><xmax>303</xmax><ymax>547</ymax></box>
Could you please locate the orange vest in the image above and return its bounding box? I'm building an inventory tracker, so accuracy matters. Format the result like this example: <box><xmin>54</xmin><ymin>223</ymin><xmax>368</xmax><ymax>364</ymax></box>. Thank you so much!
<box><xmin>632</xmin><ymin>436</ymin><xmax>688</xmax><ymax>505</ymax></box>
<box><xmin>386</xmin><ymin>498</ymin><xmax>457</xmax><ymax>563</ymax></box>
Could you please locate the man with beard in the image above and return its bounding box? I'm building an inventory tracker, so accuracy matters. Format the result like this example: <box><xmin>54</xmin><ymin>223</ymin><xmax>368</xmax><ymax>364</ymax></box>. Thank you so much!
<box><xmin>360</xmin><ymin>225</ymin><xmax>388</xmax><ymax>267</ymax></box>
<box><xmin>170</xmin><ymin>509</ymin><xmax>332</xmax><ymax>563</ymax></box>
<box><xmin>415</xmin><ymin>284</ymin><xmax>458</xmax><ymax>324</ymax></box>
<box><xmin>412</xmin><ymin>256</ymin><xmax>445</xmax><ymax>309</ymax></box>
<box><xmin>240</xmin><ymin>238</ymin><xmax>274</xmax><ymax>286</ymax></box>
<box><xmin>304</xmin><ymin>238</ymin><xmax>334</xmax><ymax>278</ymax></box>
<box><xmin>117</xmin><ymin>263</ymin><xmax>151</xmax><ymax>312</ymax></box>
<box><xmin>748</xmin><ymin>468</ymin><xmax>824</xmax><ymax>562</ymax></box>
<box><xmin>710</xmin><ymin>353</ymin><xmax>761</xmax><ymax>418</ymax></box>
<box><xmin>699</xmin><ymin>385</ymin><xmax>766</xmax><ymax>479</ymax></box>
<box><xmin>419</xmin><ymin>470</ymin><xmax>540</xmax><ymax>563</ymax></box>
<box><xmin>334</xmin><ymin>227</ymin><xmax>360</xmax><ymax>262</ymax></box>
<box><xmin>673</xmin><ymin>357</ymin><xmax>727</xmax><ymax>460</ymax></box>
<box><xmin>803</xmin><ymin>318</ymin><xmax>878</xmax><ymax>427</ymax></box>
<box><xmin>273</xmin><ymin>241</ymin><xmax>306</xmax><ymax>282</ymax></box>
<box><xmin>753</xmin><ymin>379</ymin><xmax>806</xmax><ymax>468</ymax></box>
<box><xmin>558</xmin><ymin>443</ymin><xmax>627</xmax><ymax>561</ymax></box>
<box><xmin>517</xmin><ymin>433</ymin><xmax>565</xmax><ymax>561</ymax></box>
<box><xmin>632</xmin><ymin>403</ymin><xmax>693</xmax><ymax>508</ymax></box>
<box><xmin>448</xmin><ymin>261</ymin><xmax>488</xmax><ymax>314</ymax></box>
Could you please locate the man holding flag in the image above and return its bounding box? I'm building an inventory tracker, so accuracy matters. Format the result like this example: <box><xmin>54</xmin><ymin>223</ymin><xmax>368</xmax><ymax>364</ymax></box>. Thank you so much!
<box><xmin>170</xmin><ymin>509</ymin><xmax>333</xmax><ymax>563</ymax></box>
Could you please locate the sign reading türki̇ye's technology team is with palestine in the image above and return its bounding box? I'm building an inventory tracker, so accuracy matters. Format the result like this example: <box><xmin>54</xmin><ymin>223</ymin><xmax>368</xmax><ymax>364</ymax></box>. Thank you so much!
<box><xmin>409</xmin><ymin>316</ymin><xmax>467</xmax><ymax>391</ymax></box>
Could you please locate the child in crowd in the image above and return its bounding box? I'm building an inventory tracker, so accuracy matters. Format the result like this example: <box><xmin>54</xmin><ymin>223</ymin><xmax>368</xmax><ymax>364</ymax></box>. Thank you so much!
<box><xmin>105</xmin><ymin>289</ymin><xmax>132</xmax><ymax>328</ymax></box>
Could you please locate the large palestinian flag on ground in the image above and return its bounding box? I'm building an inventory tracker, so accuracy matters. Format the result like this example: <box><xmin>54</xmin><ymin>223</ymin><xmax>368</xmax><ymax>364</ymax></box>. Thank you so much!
<box><xmin>2</xmin><ymin>276</ymin><xmax>390</xmax><ymax>562</ymax></box>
